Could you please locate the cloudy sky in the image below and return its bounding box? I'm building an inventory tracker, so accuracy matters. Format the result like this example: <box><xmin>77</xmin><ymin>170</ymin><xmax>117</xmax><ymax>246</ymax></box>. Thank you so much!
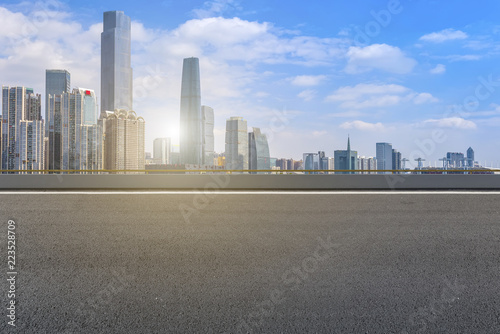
<box><xmin>1</xmin><ymin>0</ymin><xmax>500</xmax><ymax>167</ymax></box>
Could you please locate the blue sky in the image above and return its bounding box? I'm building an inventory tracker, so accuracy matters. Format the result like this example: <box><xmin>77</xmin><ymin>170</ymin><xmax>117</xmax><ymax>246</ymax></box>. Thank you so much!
<box><xmin>1</xmin><ymin>0</ymin><xmax>500</xmax><ymax>167</ymax></box>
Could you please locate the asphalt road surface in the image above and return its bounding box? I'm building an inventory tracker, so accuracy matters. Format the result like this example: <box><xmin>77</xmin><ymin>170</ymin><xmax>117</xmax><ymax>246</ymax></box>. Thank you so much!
<box><xmin>1</xmin><ymin>191</ymin><xmax>500</xmax><ymax>333</ymax></box>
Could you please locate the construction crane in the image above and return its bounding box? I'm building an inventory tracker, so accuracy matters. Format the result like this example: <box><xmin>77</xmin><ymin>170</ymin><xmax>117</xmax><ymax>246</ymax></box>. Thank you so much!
<box><xmin>402</xmin><ymin>158</ymin><xmax>410</xmax><ymax>171</ymax></box>
<box><xmin>414</xmin><ymin>158</ymin><xmax>426</xmax><ymax>173</ymax></box>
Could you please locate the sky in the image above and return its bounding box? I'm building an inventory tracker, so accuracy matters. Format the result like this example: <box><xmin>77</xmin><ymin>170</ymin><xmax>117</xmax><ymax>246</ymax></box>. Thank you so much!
<box><xmin>1</xmin><ymin>0</ymin><xmax>500</xmax><ymax>168</ymax></box>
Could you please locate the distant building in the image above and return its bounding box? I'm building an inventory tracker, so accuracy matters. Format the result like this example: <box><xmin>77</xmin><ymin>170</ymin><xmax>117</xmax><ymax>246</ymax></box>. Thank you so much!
<box><xmin>100</xmin><ymin>109</ymin><xmax>145</xmax><ymax>173</ymax></box>
<box><xmin>45</xmin><ymin>69</ymin><xmax>70</xmax><ymax>135</ymax></box>
<box><xmin>248</xmin><ymin>127</ymin><xmax>270</xmax><ymax>172</ymax></box>
<box><xmin>358</xmin><ymin>156</ymin><xmax>377</xmax><ymax>174</ymax></box>
<box><xmin>334</xmin><ymin>137</ymin><xmax>358</xmax><ymax>174</ymax></box>
<box><xmin>153</xmin><ymin>138</ymin><xmax>171</xmax><ymax>165</ymax></box>
<box><xmin>225</xmin><ymin>117</ymin><xmax>248</xmax><ymax>171</ymax></box>
<box><xmin>48</xmin><ymin>88</ymin><xmax>99</xmax><ymax>172</ymax></box>
<box><xmin>447</xmin><ymin>152</ymin><xmax>465</xmax><ymax>168</ymax></box>
<box><xmin>467</xmin><ymin>147</ymin><xmax>474</xmax><ymax>168</ymax></box>
<box><xmin>180</xmin><ymin>57</ymin><xmax>202</xmax><ymax>165</ymax></box>
<box><xmin>303</xmin><ymin>153</ymin><xmax>320</xmax><ymax>173</ymax></box>
<box><xmin>392</xmin><ymin>149</ymin><xmax>402</xmax><ymax>172</ymax></box>
<box><xmin>376</xmin><ymin>142</ymin><xmax>393</xmax><ymax>173</ymax></box>
<box><xmin>1</xmin><ymin>86</ymin><xmax>45</xmax><ymax>173</ymax></box>
<box><xmin>201</xmin><ymin>106</ymin><xmax>214</xmax><ymax>166</ymax></box>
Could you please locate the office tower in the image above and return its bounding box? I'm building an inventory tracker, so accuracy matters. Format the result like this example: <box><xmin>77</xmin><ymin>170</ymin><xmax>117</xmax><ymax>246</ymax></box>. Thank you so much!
<box><xmin>334</xmin><ymin>136</ymin><xmax>358</xmax><ymax>174</ymax></box>
<box><xmin>318</xmin><ymin>151</ymin><xmax>329</xmax><ymax>170</ymax></box>
<box><xmin>376</xmin><ymin>142</ymin><xmax>393</xmax><ymax>173</ymax></box>
<box><xmin>45</xmin><ymin>70</ymin><xmax>70</xmax><ymax>135</ymax></box>
<box><xmin>303</xmin><ymin>153</ymin><xmax>319</xmax><ymax>174</ymax></box>
<box><xmin>446</xmin><ymin>152</ymin><xmax>465</xmax><ymax>168</ymax></box>
<box><xmin>180</xmin><ymin>57</ymin><xmax>202</xmax><ymax>165</ymax></box>
<box><xmin>225</xmin><ymin>117</ymin><xmax>248</xmax><ymax>170</ymax></box>
<box><xmin>101</xmin><ymin>109</ymin><xmax>145</xmax><ymax>172</ymax></box>
<box><xmin>202</xmin><ymin>105</ymin><xmax>214</xmax><ymax>166</ymax></box>
<box><xmin>392</xmin><ymin>149</ymin><xmax>402</xmax><ymax>172</ymax></box>
<box><xmin>48</xmin><ymin>89</ymin><xmax>99</xmax><ymax>172</ymax></box>
<box><xmin>467</xmin><ymin>147</ymin><xmax>474</xmax><ymax>168</ymax></box>
<box><xmin>248</xmin><ymin>127</ymin><xmax>270</xmax><ymax>172</ymax></box>
<box><xmin>328</xmin><ymin>157</ymin><xmax>335</xmax><ymax>171</ymax></box>
<box><xmin>153</xmin><ymin>138</ymin><xmax>171</xmax><ymax>164</ymax></box>
<box><xmin>101</xmin><ymin>11</ymin><xmax>133</xmax><ymax>113</ymax></box>
<box><xmin>1</xmin><ymin>86</ymin><xmax>45</xmax><ymax>173</ymax></box>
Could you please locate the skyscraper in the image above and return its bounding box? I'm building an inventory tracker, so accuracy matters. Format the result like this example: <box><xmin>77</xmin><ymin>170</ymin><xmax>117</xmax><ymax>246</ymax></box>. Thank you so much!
<box><xmin>467</xmin><ymin>147</ymin><xmax>474</xmax><ymax>168</ymax></box>
<box><xmin>334</xmin><ymin>137</ymin><xmax>358</xmax><ymax>174</ymax></box>
<box><xmin>201</xmin><ymin>105</ymin><xmax>214</xmax><ymax>166</ymax></box>
<box><xmin>153</xmin><ymin>138</ymin><xmax>171</xmax><ymax>164</ymax></box>
<box><xmin>225</xmin><ymin>117</ymin><xmax>248</xmax><ymax>171</ymax></box>
<box><xmin>2</xmin><ymin>86</ymin><xmax>45</xmax><ymax>173</ymax></box>
<box><xmin>180</xmin><ymin>57</ymin><xmax>202</xmax><ymax>165</ymax></box>
<box><xmin>101</xmin><ymin>11</ymin><xmax>133</xmax><ymax>113</ymax></box>
<box><xmin>376</xmin><ymin>142</ymin><xmax>393</xmax><ymax>173</ymax></box>
<box><xmin>249</xmin><ymin>127</ymin><xmax>270</xmax><ymax>172</ymax></box>
<box><xmin>447</xmin><ymin>152</ymin><xmax>465</xmax><ymax>168</ymax></box>
<box><xmin>45</xmin><ymin>70</ymin><xmax>70</xmax><ymax>135</ymax></box>
<box><xmin>392</xmin><ymin>149</ymin><xmax>402</xmax><ymax>172</ymax></box>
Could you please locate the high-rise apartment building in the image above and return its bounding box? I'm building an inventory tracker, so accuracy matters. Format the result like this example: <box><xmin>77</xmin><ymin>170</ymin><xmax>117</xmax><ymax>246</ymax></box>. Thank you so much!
<box><xmin>248</xmin><ymin>127</ymin><xmax>270</xmax><ymax>172</ymax></box>
<box><xmin>225</xmin><ymin>117</ymin><xmax>248</xmax><ymax>171</ymax></box>
<box><xmin>202</xmin><ymin>105</ymin><xmax>214</xmax><ymax>166</ymax></box>
<box><xmin>358</xmin><ymin>156</ymin><xmax>377</xmax><ymax>174</ymax></box>
<box><xmin>334</xmin><ymin>137</ymin><xmax>358</xmax><ymax>174</ymax></box>
<box><xmin>101</xmin><ymin>109</ymin><xmax>145</xmax><ymax>173</ymax></box>
<box><xmin>45</xmin><ymin>69</ymin><xmax>70</xmax><ymax>135</ymax></box>
<box><xmin>101</xmin><ymin>11</ymin><xmax>133</xmax><ymax>113</ymax></box>
<box><xmin>48</xmin><ymin>88</ymin><xmax>99</xmax><ymax>172</ymax></box>
<box><xmin>180</xmin><ymin>57</ymin><xmax>202</xmax><ymax>165</ymax></box>
<box><xmin>376</xmin><ymin>142</ymin><xmax>393</xmax><ymax>173</ymax></box>
<box><xmin>153</xmin><ymin>138</ymin><xmax>171</xmax><ymax>164</ymax></box>
<box><xmin>1</xmin><ymin>86</ymin><xmax>45</xmax><ymax>173</ymax></box>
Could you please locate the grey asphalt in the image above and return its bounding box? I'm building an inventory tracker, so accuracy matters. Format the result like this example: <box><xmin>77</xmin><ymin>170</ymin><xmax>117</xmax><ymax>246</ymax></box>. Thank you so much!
<box><xmin>1</xmin><ymin>192</ymin><xmax>500</xmax><ymax>333</ymax></box>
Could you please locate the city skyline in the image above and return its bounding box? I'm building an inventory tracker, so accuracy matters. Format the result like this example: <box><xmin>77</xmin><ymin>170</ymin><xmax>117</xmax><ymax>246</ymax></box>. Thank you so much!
<box><xmin>1</xmin><ymin>1</ymin><xmax>500</xmax><ymax>167</ymax></box>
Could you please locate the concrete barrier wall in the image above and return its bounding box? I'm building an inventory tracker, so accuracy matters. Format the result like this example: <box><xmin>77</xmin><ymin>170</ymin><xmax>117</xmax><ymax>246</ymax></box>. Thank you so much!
<box><xmin>0</xmin><ymin>174</ymin><xmax>500</xmax><ymax>190</ymax></box>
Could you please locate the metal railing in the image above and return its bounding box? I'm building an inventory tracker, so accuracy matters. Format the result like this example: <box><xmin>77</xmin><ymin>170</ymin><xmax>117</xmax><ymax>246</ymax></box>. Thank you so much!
<box><xmin>0</xmin><ymin>169</ymin><xmax>499</xmax><ymax>174</ymax></box>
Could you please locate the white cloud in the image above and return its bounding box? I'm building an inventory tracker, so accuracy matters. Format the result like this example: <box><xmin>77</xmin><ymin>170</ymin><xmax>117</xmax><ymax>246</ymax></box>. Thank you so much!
<box><xmin>445</xmin><ymin>54</ymin><xmax>482</xmax><ymax>62</ymax></box>
<box><xmin>421</xmin><ymin>117</ymin><xmax>477</xmax><ymax>129</ymax></box>
<box><xmin>430</xmin><ymin>64</ymin><xmax>446</xmax><ymax>74</ymax></box>
<box><xmin>420</xmin><ymin>29</ymin><xmax>468</xmax><ymax>43</ymax></box>
<box><xmin>326</xmin><ymin>83</ymin><xmax>437</xmax><ymax>109</ymax></box>
<box><xmin>345</xmin><ymin>44</ymin><xmax>417</xmax><ymax>74</ymax></box>
<box><xmin>297</xmin><ymin>89</ymin><xmax>316</xmax><ymax>101</ymax></box>
<box><xmin>340</xmin><ymin>120</ymin><xmax>385</xmax><ymax>131</ymax></box>
<box><xmin>413</xmin><ymin>93</ymin><xmax>439</xmax><ymax>104</ymax></box>
<box><xmin>290</xmin><ymin>75</ymin><xmax>326</xmax><ymax>86</ymax></box>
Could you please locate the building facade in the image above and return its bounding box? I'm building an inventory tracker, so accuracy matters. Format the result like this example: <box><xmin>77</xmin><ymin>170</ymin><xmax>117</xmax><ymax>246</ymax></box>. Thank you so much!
<box><xmin>201</xmin><ymin>105</ymin><xmax>214</xmax><ymax>166</ymax></box>
<box><xmin>248</xmin><ymin>127</ymin><xmax>270</xmax><ymax>172</ymax></box>
<box><xmin>101</xmin><ymin>109</ymin><xmax>145</xmax><ymax>173</ymax></box>
<box><xmin>334</xmin><ymin>137</ymin><xmax>358</xmax><ymax>174</ymax></box>
<box><xmin>48</xmin><ymin>89</ymin><xmax>99</xmax><ymax>172</ymax></box>
<box><xmin>225</xmin><ymin>117</ymin><xmax>248</xmax><ymax>171</ymax></box>
<box><xmin>1</xmin><ymin>86</ymin><xmax>45</xmax><ymax>173</ymax></box>
<box><xmin>153</xmin><ymin>137</ymin><xmax>171</xmax><ymax>164</ymax></box>
<box><xmin>467</xmin><ymin>147</ymin><xmax>474</xmax><ymax>168</ymax></box>
<box><xmin>376</xmin><ymin>142</ymin><xmax>393</xmax><ymax>173</ymax></box>
<box><xmin>45</xmin><ymin>70</ymin><xmax>70</xmax><ymax>135</ymax></box>
<box><xmin>180</xmin><ymin>57</ymin><xmax>202</xmax><ymax>165</ymax></box>
<box><xmin>101</xmin><ymin>11</ymin><xmax>133</xmax><ymax>113</ymax></box>
<box><xmin>392</xmin><ymin>149</ymin><xmax>402</xmax><ymax>172</ymax></box>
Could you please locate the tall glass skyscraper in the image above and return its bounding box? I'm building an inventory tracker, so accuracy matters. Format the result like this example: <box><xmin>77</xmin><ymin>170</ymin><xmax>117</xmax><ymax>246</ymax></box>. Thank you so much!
<box><xmin>45</xmin><ymin>70</ymin><xmax>70</xmax><ymax>134</ymax></box>
<box><xmin>225</xmin><ymin>117</ymin><xmax>248</xmax><ymax>171</ymax></box>
<box><xmin>376</xmin><ymin>142</ymin><xmax>393</xmax><ymax>173</ymax></box>
<box><xmin>249</xmin><ymin>127</ymin><xmax>270</xmax><ymax>172</ymax></box>
<box><xmin>467</xmin><ymin>147</ymin><xmax>474</xmax><ymax>168</ymax></box>
<box><xmin>180</xmin><ymin>57</ymin><xmax>202</xmax><ymax>165</ymax></box>
<box><xmin>201</xmin><ymin>105</ymin><xmax>214</xmax><ymax>166</ymax></box>
<box><xmin>334</xmin><ymin>137</ymin><xmax>358</xmax><ymax>174</ymax></box>
<box><xmin>101</xmin><ymin>11</ymin><xmax>133</xmax><ymax>113</ymax></box>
